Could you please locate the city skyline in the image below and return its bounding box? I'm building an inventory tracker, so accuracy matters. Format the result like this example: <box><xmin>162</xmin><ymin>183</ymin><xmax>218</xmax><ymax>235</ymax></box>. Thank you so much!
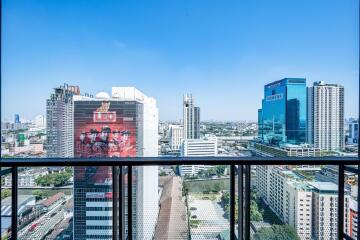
<box><xmin>1</xmin><ymin>0</ymin><xmax>359</xmax><ymax>121</ymax></box>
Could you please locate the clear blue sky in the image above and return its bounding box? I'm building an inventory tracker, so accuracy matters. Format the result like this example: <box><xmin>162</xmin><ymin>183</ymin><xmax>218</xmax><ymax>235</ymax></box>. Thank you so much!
<box><xmin>1</xmin><ymin>0</ymin><xmax>359</xmax><ymax>121</ymax></box>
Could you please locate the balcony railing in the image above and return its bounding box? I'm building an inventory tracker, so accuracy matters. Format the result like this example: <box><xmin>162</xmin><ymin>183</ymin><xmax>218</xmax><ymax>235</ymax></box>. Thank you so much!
<box><xmin>1</xmin><ymin>157</ymin><xmax>359</xmax><ymax>240</ymax></box>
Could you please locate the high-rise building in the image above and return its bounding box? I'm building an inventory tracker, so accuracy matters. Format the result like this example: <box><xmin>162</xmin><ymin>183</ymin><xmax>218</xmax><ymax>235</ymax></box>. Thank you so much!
<box><xmin>168</xmin><ymin>124</ymin><xmax>184</xmax><ymax>151</ymax></box>
<box><xmin>194</xmin><ymin>106</ymin><xmax>200</xmax><ymax>139</ymax></box>
<box><xmin>283</xmin><ymin>179</ymin><xmax>313</xmax><ymax>239</ymax></box>
<box><xmin>257</xmin><ymin>167</ymin><xmax>313</xmax><ymax>239</ymax></box>
<box><xmin>183</xmin><ymin>94</ymin><xmax>200</xmax><ymax>139</ymax></box>
<box><xmin>14</xmin><ymin>114</ymin><xmax>20</xmax><ymax>124</ymax></box>
<box><xmin>345</xmin><ymin>195</ymin><xmax>358</xmax><ymax>239</ymax></box>
<box><xmin>257</xmin><ymin>109</ymin><xmax>263</xmax><ymax>139</ymax></box>
<box><xmin>179</xmin><ymin>137</ymin><xmax>217</xmax><ymax>176</ymax></box>
<box><xmin>347</xmin><ymin>120</ymin><xmax>359</xmax><ymax>144</ymax></box>
<box><xmin>46</xmin><ymin>84</ymin><xmax>80</xmax><ymax>157</ymax></box>
<box><xmin>307</xmin><ymin>81</ymin><xmax>345</xmax><ymax>151</ymax></box>
<box><xmin>258</xmin><ymin>78</ymin><xmax>307</xmax><ymax>145</ymax></box>
<box><xmin>73</xmin><ymin>87</ymin><xmax>159</xmax><ymax>240</ymax></box>
<box><xmin>309</xmin><ymin>182</ymin><xmax>338</xmax><ymax>240</ymax></box>
<box><xmin>256</xmin><ymin>167</ymin><xmax>339</xmax><ymax>240</ymax></box>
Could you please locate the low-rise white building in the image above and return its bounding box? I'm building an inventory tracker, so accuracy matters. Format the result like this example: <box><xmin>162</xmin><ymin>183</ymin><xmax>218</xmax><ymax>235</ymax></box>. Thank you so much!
<box><xmin>4</xmin><ymin>168</ymin><xmax>48</xmax><ymax>187</ymax></box>
<box><xmin>179</xmin><ymin>137</ymin><xmax>217</xmax><ymax>176</ymax></box>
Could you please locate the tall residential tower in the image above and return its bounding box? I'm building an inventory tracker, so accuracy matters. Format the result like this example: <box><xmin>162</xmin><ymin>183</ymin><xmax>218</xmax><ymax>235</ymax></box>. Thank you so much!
<box><xmin>46</xmin><ymin>84</ymin><xmax>80</xmax><ymax>157</ymax></box>
<box><xmin>307</xmin><ymin>81</ymin><xmax>344</xmax><ymax>151</ymax></box>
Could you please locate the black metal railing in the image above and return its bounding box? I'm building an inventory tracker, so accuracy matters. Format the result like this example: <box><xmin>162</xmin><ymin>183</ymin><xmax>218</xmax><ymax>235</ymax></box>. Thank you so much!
<box><xmin>1</xmin><ymin>156</ymin><xmax>360</xmax><ymax>240</ymax></box>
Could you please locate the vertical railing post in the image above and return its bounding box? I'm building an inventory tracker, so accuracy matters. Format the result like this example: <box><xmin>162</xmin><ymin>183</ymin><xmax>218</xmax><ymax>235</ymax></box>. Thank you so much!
<box><xmin>358</xmin><ymin>165</ymin><xmax>360</xmax><ymax>240</ymax></box>
<box><xmin>112</xmin><ymin>166</ymin><xmax>119</xmax><ymax>240</ymax></box>
<box><xmin>238</xmin><ymin>165</ymin><xmax>243</xmax><ymax>240</ymax></box>
<box><xmin>230</xmin><ymin>165</ymin><xmax>235</xmax><ymax>240</ymax></box>
<box><xmin>11</xmin><ymin>167</ymin><xmax>18</xmax><ymax>240</ymax></box>
<box><xmin>127</xmin><ymin>166</ymin><xmax>132</xmax><ymax>240</ymax></box>
<box><xmin>119</xmin><ymin>167</ymin><xmax>123</xmax><ymax>240</ymax></box>
<box><xmin>244</xmin><ymin>165</ymin><xmax>251</xmax><ymax>240</ymax></box>
<box><xmin>338</xmin><ymin>164</ymin><xmax>345</xmax><ymax>240</ymax></box>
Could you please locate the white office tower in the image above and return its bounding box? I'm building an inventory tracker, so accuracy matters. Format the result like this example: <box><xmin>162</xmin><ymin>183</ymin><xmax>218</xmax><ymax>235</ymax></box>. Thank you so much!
<box><xmin>168</xmin><ymin>124</ymin><xmax>184</xmax><ymax>151</ymax></box>
<box><xmin>307</xmin><ymin>81</ymin><xmax>345</xmax><ymax>151</ymax></box>
<box><xmin>46</xmin><ymin>84</ymin><xmax>80</xmax><ymax>157</ymax></box>
<box><xmin>111</xmin><ymin>87</ymin><xmax>159</xmax><ymax>240</ymax></box>
<box><xmin>183</xmin><ymin>94</ymin><xmax>200</xmax><ymax>139</ymax></box>
<box><xmin>179</xmin><ymin>137</ymin><xmax>217</xmax><ymax>176</ymax></box>
<box><xmin>309</xmin><ymin>182</ymin><xmax>338</xmax><ymax>240</ymax></box>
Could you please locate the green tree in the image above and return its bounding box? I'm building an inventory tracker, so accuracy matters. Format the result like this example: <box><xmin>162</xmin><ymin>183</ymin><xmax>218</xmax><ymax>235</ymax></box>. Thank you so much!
<box><xmin>250</xmin><ymin>200</ymin><xmax>263</xmax><ymax>221</ymax></box>
<box><xmin>254</xmin><ymin>225</ymin><xmax>300</xmax><ymax>240</ymax></box>
<box><xmin>35</xmin><ymin>171</ymin><xmax>71</xmax><ymax>187</ymax></box>
<box><xmin>215</xmin><ymin>166</ymin><xmax>227</xmax><ymax>176</ymax></box>
<box><xmin>1</xmin><ymin>189</ymin><xmax>11</xmax><ymax>199</ymax></box>
<box><xmin>32</xmin><ymin>189</ymin><xmax>45</xmax><ymax>200</ymax></box>
<box><xmin>183</xmin><ymin>182</ymin><xmax>189</xmax><ymax>196</ymax></box>
<box><xmin>52</xmin><ymin>172</ymin><xmax>70</xmax><ymax>186</ymax></box>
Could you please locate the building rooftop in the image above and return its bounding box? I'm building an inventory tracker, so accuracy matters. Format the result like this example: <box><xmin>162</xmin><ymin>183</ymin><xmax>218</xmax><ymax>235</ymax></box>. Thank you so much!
<box><xmin>40</xmin><ymin>192</ymin><xmax>65</xmax><ymax>207</ymax></box>
<box><xmin>154</xmin><ymin>176</ymin><xmax>188</xmax><ymax>240</ymax></box>
<box><xmin>308</xmin><ymin>182</ymin><xmax>338</xmax><ymax>192</ymax></box>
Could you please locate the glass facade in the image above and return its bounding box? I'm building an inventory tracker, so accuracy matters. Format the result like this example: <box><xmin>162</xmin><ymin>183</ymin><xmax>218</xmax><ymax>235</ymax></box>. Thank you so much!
<box><xmin>259</xmin><ymin>78</ymin><xmax>306</xmax><ymax>145</ymax></box>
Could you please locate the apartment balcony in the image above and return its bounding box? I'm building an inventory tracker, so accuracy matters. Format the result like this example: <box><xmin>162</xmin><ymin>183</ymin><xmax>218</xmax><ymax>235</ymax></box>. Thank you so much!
<box><xmin>1</xmin><ymin>157</ymin><xmax>359</xmax><ymax>240</ymax></box>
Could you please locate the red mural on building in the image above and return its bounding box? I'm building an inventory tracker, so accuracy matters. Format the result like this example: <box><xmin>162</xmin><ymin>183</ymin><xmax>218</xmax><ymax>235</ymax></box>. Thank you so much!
<box><xmin>74</xmin><ymin>100</ymin><xmax>137</xmax><ymax>184</ymax></box>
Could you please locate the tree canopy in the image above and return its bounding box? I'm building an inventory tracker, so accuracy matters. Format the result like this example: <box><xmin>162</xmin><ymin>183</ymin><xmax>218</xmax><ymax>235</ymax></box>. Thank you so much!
<box><xmin>254</xmin><ymin>225</ymin><xmax>300</xmax><ymax>240</ymax></box>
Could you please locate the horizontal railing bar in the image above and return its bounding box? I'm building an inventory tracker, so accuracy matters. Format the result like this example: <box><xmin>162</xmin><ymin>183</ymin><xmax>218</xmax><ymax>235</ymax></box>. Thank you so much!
<box><xmin>0</xmin><ymin>167</ymin><xmax>12</xmax><ymax>176</ymax></box>
<box><xmin>0</xmin><ymin>156</ymin><xmax>359</xmax><ymax>166</ymax></box>
<box><xmin>344</xmin><ymin>165</ymin><xmax>360</xmax><ymax>174</ymax></box>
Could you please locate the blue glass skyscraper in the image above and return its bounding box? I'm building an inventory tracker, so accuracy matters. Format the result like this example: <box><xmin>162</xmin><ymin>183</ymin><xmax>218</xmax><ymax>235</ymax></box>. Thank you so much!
<box><xmin>258</xmin><ymin>78</ymin><xmax>307</xmax><ymax>145</ymax></box>
<box><xmin>14</xmin><ymin>114</ymin><xmax>20</xmax><ymax>124</ymax></box>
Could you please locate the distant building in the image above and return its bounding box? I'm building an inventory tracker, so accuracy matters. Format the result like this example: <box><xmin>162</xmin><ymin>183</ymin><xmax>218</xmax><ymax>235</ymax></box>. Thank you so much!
<box><xmin>34</xmin><ymin>115</ymin><xmax>46</xmax><ymax>128</ymax></box>
<box><xmin>168</xmin><ymin>125</ymin><xmax>184</xmax><ymax>151</ymax></box>
<box><xmin>46</xmin><ymin>84</ymin><xmax>80</xmax><ymax>157</ymax></box>
<box><xmin>4</xmin><ymin>168</ymin><xmax>47</xmax><ymax>187</ymax></box>
<box><xmin>249</xmin><ymin>142</ymin><xmax>322</xmax><ymax>157</ymax></box>
<box><xmin>179</xmin><ymin>137</ymin><xmax>217</xmax><ymax>176</ymax></box>
<box><xmin>307</xmin><ymin>81</ymin><xmax>345</xmax><ymax>151</ymax></box>
<box><xmin>347</xmin><ymin>120</ymin><xmax>359</xmax><ymax>144</ymax></box>
<box><xmin>258</xmin><ymin>78</ymin><xmax>307</xmax><ymax>145</ymax></box>
<box><xmin>14</xmin><ymin>114</ymin><xmax>20</xmax><ymax>124</ymax></box>
<box><xmin>183</xmin><ymin>94</ymin><xmax>200</xmax><ymax>139</ymax></box>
